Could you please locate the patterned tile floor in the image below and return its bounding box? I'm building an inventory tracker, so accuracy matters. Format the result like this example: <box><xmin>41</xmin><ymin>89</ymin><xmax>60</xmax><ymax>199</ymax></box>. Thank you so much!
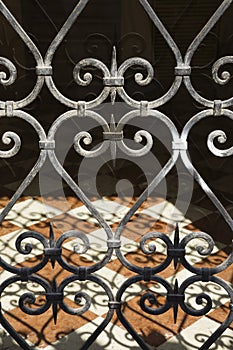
<box><xmin>0</xmin><ymin>195</ymin><xmax>233</xmax><ymax>349</ymax></box>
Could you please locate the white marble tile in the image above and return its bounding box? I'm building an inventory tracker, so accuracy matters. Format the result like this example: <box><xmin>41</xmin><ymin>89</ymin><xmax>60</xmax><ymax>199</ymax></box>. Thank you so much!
<box><xmin>92</xmin><ymin>199</ymin><xmax>128</xmax><ymax>214</ymax></box>
<box><xmin>1</xmin><ymin>198</ymin><xmax>62</xmax><ymax>227</ymax></box>
<box><xmin>95</xmin><ymin>266</ymin><xmax>143</xmax><ymax>298</ymax></box>
<box><xmin>0</xmin><ymin>229</ymin><xmax>45</xmax><ymax>266</ymax></box>
<box><xmin>142</xmin><ymin>201</ymin><xmax>186</xmax><ymax>225</ymax></box>
<box><xmin>68</xmin><ymin>199</ymin><xmax>129</xmax><ymax>225</ymax></box>
<box><xmin>44</xmin><ymin>316</ymin><xmax>144</xmax><ymax>350</ymax></box>
<box><xmin>158</xmin><ymin>316</ymin><xmax>233</xmax><ymax>350</ymax></box>
<box><xmin>141</xmin><ymin>201</ymin><xmax>165</xmax><ymax>221</ymax></box>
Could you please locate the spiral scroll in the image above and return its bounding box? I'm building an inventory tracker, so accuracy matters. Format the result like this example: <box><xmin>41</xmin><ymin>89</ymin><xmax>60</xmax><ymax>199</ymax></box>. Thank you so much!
<box><xmin>179</xmin><ymin>277</ymin><xmax>213</xmax><ymax>316</ymax></box>
<box><xmin>60</xmin><ymin>289</ymin><xmax>91</xmax><ymax>315</ymax></box>
<box><xmin>207</xmin><ymin>130</ymin><xmax>233</xmax><ymax>157</ymax></box>
<box><xmin>118</xmin><ymin>57</ymin><xmax>154</xmax><ymax>86</ymax></box>
<box><xmin>73</xmin><ymin>58</ymin><xmax>110</xmax><ymax>86</ymax></box>
<box><xmin>0</xmin><ymin>131</ymin><xmax>21</xmax><ymax>158</ymax></box>
<box><xmin>0</xmin><ymin>57</ymin><xmax>17</xmax><ymax>86</ymax></box>
<box><xmin>19</xmin><ymin>292</ymin><xmax>51</xmax><ymax>315</ymax></box>
<box><xmin>73</xmin><ymin>131</ymin><xmax>109</xmax><ymax>158</ymax></box>
<box><xmin>212</xmin><ymin>56</ymin><xmax>233</xmax><ymax>85</ymax></box>
<box><xmin>117</xmin><ymin>130</ymin><xmax>153</xmax><ymax>157</ymax></box>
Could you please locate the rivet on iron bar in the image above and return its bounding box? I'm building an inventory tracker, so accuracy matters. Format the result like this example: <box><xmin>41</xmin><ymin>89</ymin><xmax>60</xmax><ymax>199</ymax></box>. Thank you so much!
<box><xmin>143</xmin><ymin>267</ymin><xmax>152</xmax><ymax>282</ymax></box>
<box><xmin>103</xmin><ymin>77</ymin><xmax>124</xmax><ymax>86</ymax></box>
<box><xmin>20</xmin><ymin>267</ymin><xmax>30</xmax><ymax>282</ymax></box>
<box><xmin>201</xmin><ymin>267</ymin><xmax>211</xmax><ymax>282</ymax></box>
<box><xmin>46</xmin><ymin>292</ymin><xmax>63</xmax><ymax>303</ymax></box>
<box><xmin>167</xmin><ymin>247</ymin><xmax>185</xmax><ymax>258</ymax></box>
<box><xmin>213</xmin><ymin>100</ymin><xmax>222</xmax><ymax>116</ymax></box>
<box><xmin>103</xmin><ymin>132</ymin><xmax>123</xmax><ymax>142</ymax></box>
<box><xmin>167</xmin><ymin>293</ymin><xmax>184</xmax><ymax>305</ymax></box>
<box><xmin>140</xmin><ymin>100</ymin><xmax>149</xmax><ymax>117</ymax></box>
<box><xmin>174</xmin><ymin>65</ymin><xmax>191</xmax><ymax>76</ymax></box>
<box><xmin>108</xmin><ymin>301</ymin><xmax>121</xmax><ymax>309</ymax></box>
<box><xmin>36</xmin><ymin>66</ymin><xmax>53</xmax><ymax>76</ymax></box>
<box><xmin>79</xmin><ymin>266</ymin><xmax>87</xmax><ymax>281</ymax></box>
<box><xmin>5</xmin><ymin>101</ymin><xmax>14</xmax><ymax>117</ymax></box>
<box><xmin>77</xmin><ymin>101</ymin><xmax>86</xmax><ymax>117</ymax></box>
<box><xmin>172</xmin><ymin>139</ymin><xmax>187</xmax><ymax>150</ymax></box>
<box><xmin>44</xmin><ymin>247</ymin><xmax>62</xmax><ymax>257</ymax></box>
<box><xmin>39</xmin><ymin>140</ymin><xmax>55</xmax><ymax>150</ymax></box>
<box><xmin>107</xmin><ymin>239</ymin><xmax>121</xmax><ymax>248</ymax></box>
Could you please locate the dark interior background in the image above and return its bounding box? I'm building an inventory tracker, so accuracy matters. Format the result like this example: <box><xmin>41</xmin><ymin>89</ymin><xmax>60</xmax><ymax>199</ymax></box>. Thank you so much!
<box><xmin>0</xmin><ymin>0</ymin><xmax>233</xmax><ymax>240</ymax></box>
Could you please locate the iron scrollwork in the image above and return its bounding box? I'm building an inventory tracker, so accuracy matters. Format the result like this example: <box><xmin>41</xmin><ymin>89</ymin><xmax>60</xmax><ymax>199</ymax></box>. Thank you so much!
<box><xmin>116</xmin><ymin>226</ymin><xmax>233</xmax><ymax>350</ymax></box>
<box><xmin>0</xmin><ymin>0</ymin><xmax>233</xmax><ymax>349</ymax></box>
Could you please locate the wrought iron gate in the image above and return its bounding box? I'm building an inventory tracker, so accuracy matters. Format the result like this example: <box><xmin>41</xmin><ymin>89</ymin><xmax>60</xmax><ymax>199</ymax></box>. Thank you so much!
<box><xmin>0</xmin><ymin>0</ymin><xmax>233</xmax><ymax>349</ymax></box>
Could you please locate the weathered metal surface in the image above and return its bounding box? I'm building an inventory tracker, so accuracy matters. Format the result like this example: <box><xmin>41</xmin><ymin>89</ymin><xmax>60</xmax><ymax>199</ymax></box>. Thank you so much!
<box><xmin>0</xmin><ymin>0</ymin><xmax>233</xmax><ymax>349</ymax></box>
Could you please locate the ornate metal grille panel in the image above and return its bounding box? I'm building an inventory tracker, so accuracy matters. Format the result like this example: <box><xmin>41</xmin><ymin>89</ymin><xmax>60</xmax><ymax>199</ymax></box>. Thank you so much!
<box><xmin>0</xmin><ymin>1</ymin><xmax>233</xmax><ymax>349</ymax></box>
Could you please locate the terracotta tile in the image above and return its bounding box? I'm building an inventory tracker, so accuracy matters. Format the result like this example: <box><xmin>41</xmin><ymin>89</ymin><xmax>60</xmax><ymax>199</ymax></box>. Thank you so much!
<box><xmin>142</xmin><ymin>196</ymin><xmax>166</xmax><ymax>209</ymax></box>
<box><xmin>158</xmin><ymin>316</ymin><xmax>233</xmax><ymax>350</ymax></box>
<box><xmin>28</xmin><ymin>214</ymin><xmax>97</xmax><ymax>241</ymax></box>
<box><xmin>65</xmin><ymin>198</ymin><xmax>129</xmax><ymax>227</ymax></box>
<box><xmin>182</xmin><ymin>222</ymin><xmax>198</xmax><ymax>231</ymax></box>
<box><xmin>149</xmin><ymin>220</ymin><xmax>175</xmax><ymax>233</ymax></box>
<box><xmin>1</xmin><ymin>198</ymin><xmax>61</xmax><ymax>228</ymax></box>
<box><xmin>4</xmin><ymin>296</ymin><xmax>97</xmax><ymax>348</ymax></box>
<box><xmin>0</xmin><ymin>221</ymin><xmax>21</xmax><ymax>236</ymax></box>
<box><xmin>36</xmin><ymin>195</ymin><xmax>98</xmax><ymax>212</ymax></box>
<box><xmin>111</xmin><ymin>215</ymin><xmax>174</xmax><ymax>241</ymax></box>
<box><xmin>194</xmin><ymin>247</ymin><xmax>233</xmax><ymax>284</ymax></box>
<box><xmin>111</xmin><ymin>292</ymin><xmax>199</xmax><ymax>348</ymax></box>
<box><xmin>0</xmin><ymin>196</ymin><xmax>33</xmax><ymax>236</ymax></box>
<box><xmin>0</xmin><ymin>196</ymin><xmax>31</xmax><ymax>210</ymax></box>
<box><xmin>105</xmin><ymin>196</ymin><xmax>139</xmax><ymax>208</ymax></box>
<box><xmin>207</xmin><ymin>302</ymin><xmax>233</xmax><ymax>329</ymax></box>
<box><xmin>105</xmin><ymin>195</ymin><xmax>164</xmax><ymax>210</ymax></box>
<box><xmin>106</xmin><ymin>248</ymin><xmax>183</xmax><ymax>281</ymax></box>
<box><xmin>51</xmin><ymin>213</ymin><xmax>102</xmax><ymax>234</ymax></box>
<box><xmin>0</xmin><ymin>196</ymin><xmax>11</xmax><ymax>209</ymax></box>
